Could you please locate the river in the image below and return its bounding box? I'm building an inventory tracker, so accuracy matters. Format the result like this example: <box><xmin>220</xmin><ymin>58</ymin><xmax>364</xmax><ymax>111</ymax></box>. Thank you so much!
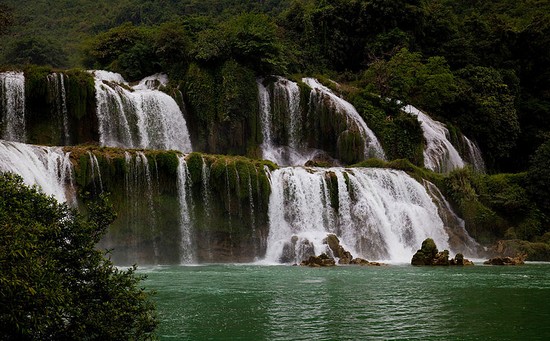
<box><xmin>141</xmin><ymin>263</ymin><xmax>550</xmax><ymax>340</ymax></box>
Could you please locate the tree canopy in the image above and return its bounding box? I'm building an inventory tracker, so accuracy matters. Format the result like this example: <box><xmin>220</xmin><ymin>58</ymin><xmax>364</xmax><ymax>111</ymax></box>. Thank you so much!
<box><xmin>0</xmin><ymin>173</ymin><xmax>157</xmax><ymax>340</ymax></box>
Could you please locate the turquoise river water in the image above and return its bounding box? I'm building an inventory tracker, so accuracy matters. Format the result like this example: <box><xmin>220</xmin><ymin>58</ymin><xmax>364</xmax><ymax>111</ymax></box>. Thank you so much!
<box><xmin>140</xmin><ymin>263</ymin><xmax>550</xmax><ymax>340</ymax></box>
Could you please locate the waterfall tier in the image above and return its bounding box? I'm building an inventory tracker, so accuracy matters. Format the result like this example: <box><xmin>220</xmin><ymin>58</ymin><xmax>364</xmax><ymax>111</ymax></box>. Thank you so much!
<box><xmin>264</xmin><ymin>166</ymin><xmax>477</xmax><ymax>263</ymax></box>
<box><xmin>0</xmin><ymin>72</ymin><xmax>26</xmax><ymax>142</ymax></box>
<box><xmin>92</xmin><ymin>70</ymin><xmax>192</xmax><ymax>152</ymax></box>
<box><xmin>0</xmin><ymin>140</ymin><xmax>74</xmax><ymax>204</ymax></box>
<box><xmin>404</xmin><ymin>105</ymin><xmax>485</xmax><ymax>173</ymax></box>
<box><xmin>304</xmin><ymin>78</ymin><xmax>386</xmax><ymax>161</ymax></box>
<box><xmin>257</xmin><ymin>77</ymin><xmax>385</xmax><ymax>166</ymax></box>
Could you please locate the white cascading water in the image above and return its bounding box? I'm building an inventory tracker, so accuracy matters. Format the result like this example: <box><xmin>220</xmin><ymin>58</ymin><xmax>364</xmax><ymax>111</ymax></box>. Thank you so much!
<box><xmin>404</xmin><ymin>104</ymin><xmax>485</xmax><ymax>173</ymax></box>
<box><xmin>0</xmin><ymin>71</ymin><xmax>26</xmax><ymax>142</ymax></box>
<box><xmin>264</xmin><ymin>167</ymin><xmax>451</xmax><ymax>263</ymax></box>
<box><xmin>303</xmin><ymin>78</ymin><xmax>386</xmax><ymax>160</ymax></box>
<box><xmin>258</xmin><ymin>77</ymin><xmax>310</xmax><ymax>166</ymax></box>
<box><xmin>91</xmin><ymin>70</ymin><xmax>192</xmax><ymax>152</ymax></box>
<box><xmin>177</xmin><ymin>155</ymin><xmax>195</xmax><ymax>264</ymax></box>
<box><xmin>423</xmin><ymin>180</ymin><xmax>480</xmax><ymax>256</ymax></box>
<box><xmin>404</xmin><ymin>105</ymin><xmax>464</xmax><ymax>173</ymax></box>
<box><xmin>462</xmin><ymin>135</ymin><xmax>486</xmax><ymax>173</ymax></box>
<box><xmin>47</xmin><ymin>73</ymin><xmax>70</xmax><ymax>145</ymax></box>
<box><xmin>0</xmin><ymin>140</ymin><xmax>75</xmax><ymax>204</ymax></box>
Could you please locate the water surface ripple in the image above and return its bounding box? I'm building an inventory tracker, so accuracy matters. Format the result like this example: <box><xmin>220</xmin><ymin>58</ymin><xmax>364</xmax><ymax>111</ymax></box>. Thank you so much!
<box><xmin>141</xmin><ymin>264</ymin><xmax>550</xmax><ymax>340</ymax></box>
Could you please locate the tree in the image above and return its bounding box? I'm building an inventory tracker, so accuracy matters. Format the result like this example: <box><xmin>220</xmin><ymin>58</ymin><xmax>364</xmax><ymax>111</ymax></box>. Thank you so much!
<box><xmin>451</xmin><ymin>66</ymin><xmax>520</xmax><ymax>169</ymax></box>
<box><xmin>3</xmin><ymin>37</ymin><xmax>68</xmax><ymax>67</ymax></box>
<box><xmin>0</xmin><ymin>4</ymin><xmax>14</xmax><ymax>36</ymax></box>
<box><xmin>0</xmin><ymin>173</ymin><xmax>157</xmax><ymax>340</ymax></box>
<box><xmin>193</xmin><ymin>13</ymin><xmax>283</xmax><ymax>74</ymax></box>
<box><xmin>362</xmin><ymin>48</ymin><xmax>458</xmax><ymax>113</ymax></box>
<box><xmin>83</xmin><ymin>22</ymin><xmax>157</xmax><ymax>81</ymax></box>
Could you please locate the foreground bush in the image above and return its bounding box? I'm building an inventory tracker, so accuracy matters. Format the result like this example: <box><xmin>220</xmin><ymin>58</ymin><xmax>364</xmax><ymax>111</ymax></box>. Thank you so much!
<box><xmin>0</xmin><ymin>173</ymin><xmax>157</xmax><ymax>340</ymax></box>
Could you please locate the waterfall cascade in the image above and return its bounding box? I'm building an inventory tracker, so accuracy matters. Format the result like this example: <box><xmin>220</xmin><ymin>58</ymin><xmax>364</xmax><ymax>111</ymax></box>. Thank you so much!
<box><xmin>303</xmin><ymin>78</ymin><xmax>386</xmax><ymax>160</ymax></box>
<box><xmin>92</xmin><ymin>71</ymin><xmax>192</xmax><ymax>152</ymax></box>
<box><xmin>264</xmin><ymin>166</ymin><xmax>478</xmax><ymax>263</ymax></box>
<box><xmin>258</xmin><ymin>77</ymin><xmax>318</xmax><ymax>166</ymax></box>
<box><xmin>0</xmin><ymin>140</ymin><xmax>75</xmax><ymax>204</ymax></box>
<box><xmin>404</xmin><ymin>105</ymin><xmax>485</xmax><ymax>173</ymax></box>
<box><xmin>177</xmin><ymin>156</ymin><xmax>195</xmax><ymax>264</ymax></box>
<box><xmin>47</xmin><ymin>73</ymin><xmax>71</xmax><ymax>145</ymax></box>
<box><xmin>0</xmin><ymin>69</ymin><xmax>483</xmax><ymax>265</ymax></box>
<box><xmin>0</xmin><ymin>72</ymin><xmax>26</xmax><ymax>142</ymax></box>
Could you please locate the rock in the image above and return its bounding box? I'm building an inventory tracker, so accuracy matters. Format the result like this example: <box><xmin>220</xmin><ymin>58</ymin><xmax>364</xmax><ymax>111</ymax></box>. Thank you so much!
<box><xmin>433</xmin><ymin>250</ymin><xmax>450</xmax><ymax>266</ymax></box>
<box><xmin>338</xmin><ymin>251</ymin><xmax>353</xmax><ymax>265</ymax></box>
<box><xmin>484</xmin><ymin>254</ymin><xmax>525</xmax><ymax>265</ymax></box>
<box><xmin>323</xmin><ymin>233</ymin><xmax>354</xmax><ymax>264</ymax></box>
<box><xmin>412</xmin><ymin>239</ymin><xmax>474</xmax><ymax>266</ymax></box>
<box><xmin>300</xmin><ymin>253</ymin><xmax>336</xmax><ymax>267</ymax></box>
<box><xmin>280</xmin><ymin>236</ymin><xmax>315</xmax><ymax>263</ymax></box>
<box><xmin>411</xmin><ymin>238</ymin><xmax>439</xmax><ymax>265</ymax></box>
<box><xmin>349</xmin><ymin>258</ymin><xmax>382</xmax><ymax>266</ymax></box>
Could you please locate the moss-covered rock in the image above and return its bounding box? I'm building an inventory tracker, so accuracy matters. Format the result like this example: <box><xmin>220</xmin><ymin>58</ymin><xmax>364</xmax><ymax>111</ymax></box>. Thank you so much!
<box><xmin>412</xmin><ymin>238</ymin><xmax>474</xmax><ymax>266</ymax></box>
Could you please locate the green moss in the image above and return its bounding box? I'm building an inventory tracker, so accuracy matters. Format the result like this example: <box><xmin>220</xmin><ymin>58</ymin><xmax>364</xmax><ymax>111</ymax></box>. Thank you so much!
<box><xmin>150</xmin><ymin>150</ymin><xmax>179</xmax><ymax>176</ymax></box>
<box><xmin>325</xmin><ymin>171</ymin><xmax>339</xmax><ymax>209</ymax></box>
<box><xmin>64</xmin><ymin>69</ymin><xmax>95</xmax><ymax>120</ymax></box>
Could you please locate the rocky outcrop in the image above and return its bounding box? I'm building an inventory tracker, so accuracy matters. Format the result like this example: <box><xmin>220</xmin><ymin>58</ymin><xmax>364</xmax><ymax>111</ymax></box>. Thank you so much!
<box><xmin>411</xmin><ymin>238</ymin><xmax>474</xmax><ymax>266</ymax></box>
<box><xmin>300</xmin><ymin>253</ymin><xmax>336</xmax><ymax>267</ymax></box>
<box><xmin>324</xmin><ymin>234</ymin><xmax>353</xmax><ymax>264</ymax></box>
<box><xmin>484</xmin><ymin>255</ymin><xmax>525</xmax><ymax>265</ymax></box>
<box><xmin>300</xmin><ymin>234</ymin><xmax>384</xmax><ymax>267</ymax></box>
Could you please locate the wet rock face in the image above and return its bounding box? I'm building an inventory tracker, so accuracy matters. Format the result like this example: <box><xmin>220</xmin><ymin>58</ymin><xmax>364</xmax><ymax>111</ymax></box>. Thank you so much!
<box><xmin>411</xmin><ymin>238</ymin><xmax>474</xmax><ymax>266</ymax></box>
<box><xmin>280</xmin><ymin>236</ymin><xmax>315</xmax><ymax>264</ymax></box>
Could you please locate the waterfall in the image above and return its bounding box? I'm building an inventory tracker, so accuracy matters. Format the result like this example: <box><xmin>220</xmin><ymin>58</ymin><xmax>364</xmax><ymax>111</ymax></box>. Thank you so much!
<box><xmin>177</xmin><ymin>155</ymin><xmax>195</xmax><ymax>264</ymax></box>
<box><xmin>91</xmin><ymin>70</ymin><xmax>192</xmax><ymax>152</ymax></box>
<box><xmin>303</xmin><ymin>78</ymin><xmax>386</xmax><ymax>160</ymax></box>
<box><xmin>264</xmin><ymin>167</ymin><xmax>452</xmax><ymax>263</ymax></box>
<box><xmin>258</xmin><ymin>77</ymin><xmax>313</xmax><ymax>166</ymax></box>
<box><xmin>47</xmin><ymin>73</ymin><xmax>70</xmax><ymax>145</ymax></box>
<box><xmin>0</xmin><ymin>72</ymin><xmax>26</xmax><ymax>142</ymax></box>
<box><xmin>423</xmin><ymin>180</ymin><xmax>481</xmax><ymax>256</ymax></box>
<box><xmin>0</xmin><ymin>140</ymin><xmax>75</xmax><ymax>204</ymax></box>
<box><xmin>404</xmin><ymin>105</ymin><xmax>485</xmax><ymax>173</ymax></box>
<box><xmin>87</xmin><ymin>151</ymin><xmax>104</xmax><ymax>194</ymax></box>
<box><xmin>462</xmin><ymin>136</ymin><xmax>486</xmax><ymax>173</ymax></box>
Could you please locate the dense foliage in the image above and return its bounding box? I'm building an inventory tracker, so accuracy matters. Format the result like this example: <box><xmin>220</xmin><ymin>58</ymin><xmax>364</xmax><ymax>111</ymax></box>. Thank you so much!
<box><xmin>0</xmin><ymin>173</ymin><xmax>157</xmax><ymax>339</ymax></box>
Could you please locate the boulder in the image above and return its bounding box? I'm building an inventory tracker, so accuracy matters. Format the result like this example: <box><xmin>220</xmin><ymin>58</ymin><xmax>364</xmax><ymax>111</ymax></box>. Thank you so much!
<box><xmin>411</xmin><ymin>238</ymin><xmax>439</xmax><ymax>265</ymax></box>
<box><xmin>280</xmin><ymin>236</ymin><xmax>315</xmax><ymax>263</ymax></box>
<box><xmin>484</xmin><ymin>254</ymin><xmax>525</xmax><ymax>265</ymax></box>
<box><xmin>433</xmin><ymin>250</ymin><xmax>450</xmax><ymax>266</ymax></box>
<box><xmin>323</xmin><ymin>234</ymin><xmax>354</xmax><ymax>264</ymax></box>
<box><xmin>350</xmin><ymin>258</ymin><xmax>382</xmax><ymax>266</ymax></box>
<box><xmin>412</xmin><ymin>238</ymin><xmax>474</xmax><ymax>266</ymax></box>
<box><xmin>300</xmin><ymin>253</ymin><xmax>336</xmax><ymax>267</ymax></box>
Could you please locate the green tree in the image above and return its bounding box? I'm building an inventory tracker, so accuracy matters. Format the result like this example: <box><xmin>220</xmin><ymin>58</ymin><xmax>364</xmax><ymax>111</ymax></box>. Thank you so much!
<box><xmin>362</xmin><ymin>48</ymin><xmax>458</xmax><ymax>113</ymax></box>
<box><xmin>3</xmin><ymin>37</ymin><xmax>68</xmax><ymax>67</ymax></box>
<box><xmin>193</xmin><ymin>13</ymin><xmax>283</xmax><ymax>74</ymax></box>
<box><xmin>451</xmin><ymin>66</ymin><xmax>520</xmax><ymax>169</ymax></box>
<box><xmin>0</xmin><ymin>173</ymin><xmax>157</xmax><ymax>340</ymax></box>
<box><xmin>83</xmin><ymin>22</ymin><xmax>157</xmax><ymax>81</ymax></box>
<box><xmin>0</xmin><ymin>4</ymin><xmax>13</xmax><ymax>36</ymax></box>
